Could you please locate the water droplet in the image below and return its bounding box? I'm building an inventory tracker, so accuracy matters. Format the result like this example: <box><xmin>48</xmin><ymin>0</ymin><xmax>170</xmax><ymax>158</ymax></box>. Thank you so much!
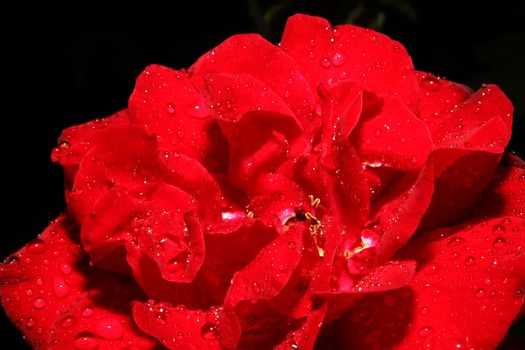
<box><xmin>493</xmin><ymin>236</ymin><xmax>507</xmax><ymax>248</ymax></box>
<box><xmin>53</xmin><ymin>276</ymin><xmax>71</xmax><ymax>298</ymax></box>
<box><xmin>464</xmin><ymin>256</ymin><xmax>476</xmax><ymax>266</ymax></box>
<box><xmin>27</xmin><ymin>238</ymin><xmax>47</xmax><ymax>254</ymax></box>
<box><xmin>492</xmin><ymin>224</ymin><xmax>506</xmax><ymax>234</ymax></box>
<box><xmin>320</xmin><ymin>57</ymin><xmax>331</xmax><ymax>68</ymax></box>
<box><xmin>419</xmin><ymin>76</ymin><xmax>442</xmax><ymax>92</ymax></box>
<box><xmin>33</xmin><ymin>298</ymin><xmax>47</xmax><ymax>309</ymax></box>
<box><xmin>484</xmin><ymin>277</ymin><xmax>494</xmax><ymax>286</ymax></box>
<box><xmin>61</xmin><ymin>316</ymin><xmax>76</xmax><ymax>329</ymax></box>
<box><xmin>370</xmin><ymin>35</ymin><xmax>377</xmax><ymax>42</ymax></box>
<box><xmin>73</xmin><ymin>331</ymin><xmax>99</xmax><ymax>350</ymax></box>
<box><xmin>60</xmin><ymin>263</ymin><xmax>72</xmax><ymax>275</ymax></box>
<box><xmin>447</xmin><ymin>236</ymin><xmax>465</xmax><ymax>247</ymax></box>
<box><xmin>424</xmin><ymin>264</ymin><xmax>441</xmax><ymax>276</ymax></box>
<box><xmin>167</xmin><ymin>251</ymin><xmax>189</xmax><ymax>272</ymax></box>
<box><xmin>26</xmin><ymin>288</ymin><xmax>34</xmax><ymax>296</ymax></box>
<box><xmin>186</xmin><ymin>102</ymin><xmax>209</xmax><ymax>119</ymax></box>
<box><xmin>252</xmin><ymin>282</ymin><xmax>261</xmax><ymax>294</ymax></box>
<box><xmin>475</xmin><ymin>288</ymin><xmax>486</xmax><ymax>298</ymax></box>
<box><xmin>95</xmin><ymin>317</ymin><xmax>124</xmax><ymax>340</ymax></box>
<box><xmin>331</xmin><ymin>52</ymin><xmax>346</xmax><ymax>67</ymax></box>
<box><xmin>288</xmin><ymin>240</ymin><xmax>296</xmax><ymax>249</ymax></box>
<box><xmin>374</xmin><ymin>129</ymin><xmax>382</xmax><ymax>137</ymax></box>
<box><xmin>200</xmin><ymin>322</ymin><xmax>217</xmax><ymax>340</ymax></box>
<box><xmin>419</xmin><ymin>326</ymin><xmax>433</xmax><ymax>337</ymax></box>
<box><xmin>81</xmin><ymin>306</ymin><xmax>94</xmax><ymax>318</ymax></box>
<box><xmin>26</xmin><ymin>317</ymin><xmax>36</xmax><ymax>329</ymax></box>
<box><xmin>166</xmin><ymin>103</ymin><xmax>176</xmax><ymax>115</ymax></box>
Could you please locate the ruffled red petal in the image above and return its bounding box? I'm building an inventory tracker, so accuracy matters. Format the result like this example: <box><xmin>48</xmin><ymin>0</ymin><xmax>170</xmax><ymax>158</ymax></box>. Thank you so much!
<box><xmin>280</xmin><ymin>14</ymin><xmax>418</xmax><ymax>112</ymax></box>
<box><xmin>337</xmin><ymin>217</ymin><xmax>525</xmax><ymax>349</ymax></box>
<box><xmin>190</xmin><ymin>33</ymin><xmax>319</xmax><ymax>139</ymax></box>
<box><xmin>0</xmin><ymin>214</ymin><xmax>159</xmax><ymax>349</ymax></box>
<box><xmin>128</xmin><ymin>64</ymin><xmax>228</xmax><ymax>171</ymax></box>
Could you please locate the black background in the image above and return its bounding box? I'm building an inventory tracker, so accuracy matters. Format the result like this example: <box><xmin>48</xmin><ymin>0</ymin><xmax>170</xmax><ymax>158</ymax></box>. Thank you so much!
<box><xmin>2</xmin><ymin>1</ymin><xmax>524</xmax><ymax>348</ymax></box>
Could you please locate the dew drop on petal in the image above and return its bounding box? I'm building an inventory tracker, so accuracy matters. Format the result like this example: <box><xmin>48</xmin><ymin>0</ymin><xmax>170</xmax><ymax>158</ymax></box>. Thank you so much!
<box><xmin>418</xmin><ymin>326</ymin><xmax>433</xmax><ymax>337</ymax></box>
<box><xmin>492</xmin><ymin>236</ymin><xmax>507</xmax><ymax>248</ymax></box>
<box><xmin>61</xmin><ymin>316</ymin><xmax>76</xmax><ymax>329</ymax></box>
<box><xmin>331</xmin><ymin>52</ymin><xmax>346</xmax><ymax>67</ymax></box>
<box><xmin>60</xmin><ymin>263</ymin><xmax>72</xmax><ymax>275</ymax></box>
<box><xmin>26</xmin><ymin>317</ymin><xmax>36</xmax><ymax>329</ymax></box>
<box><xmin>320</xmin><ymin>57</ymin><xmax>331</xmax><ymax>68</ymax></box>
<box><xmin>252</xmin><ymin>282</ymin><xmax>261</xmax><ymax>294</ymax></box>
<box><xmin>27</xmin><ymin>239</ymin><xmax>47</xmax><ymax>254</ymax></box>
<box><xmin>81</xmin><ymin>306</ymin><xmax>94</xmax><ymax>318</ymax></box>
<box><xmin>166</xmin><ymin>103</ymin><xmax>176</xmax><ymax>115</ymax></box>
<box><xmin>200</xmin><ymin>322</ymin><xmax>217</xmax><ymax>340</ymax></box>
<box><xmin>464</xmin><ymin>256</ymin><xmax>476</xmax><ymax>266</ymax></box>
<box><xmin>475</xmin><ymin>288</ymin><xmax>486</xmax><ymax>298</ymax></box>
<box><xmin>53</xmin><ymin>276</ymin><xmax>71</xmax><ymax>298</ymax></box>
<box><xmin>95</xmin><ymin>317</ymin><xmax>124</xmax><ymax>340</ymax></box>
<box><xmin>419</xmin><ymin>76</ymin><xmax>442</xmax><ymax>92</ymax></box>
<box><xmin>33</xmin><ymin>298</ymin><xmax>47</xmax><ymax>309</ymax></box>
<box><xmin>73</xmin><ymin>331</ymin><xmax>99</xmax><ymax>350</ymax></box>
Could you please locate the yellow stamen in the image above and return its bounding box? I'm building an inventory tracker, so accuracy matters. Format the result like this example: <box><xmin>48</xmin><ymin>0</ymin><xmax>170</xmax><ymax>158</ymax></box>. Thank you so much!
<box><xmin>246</xmin><ymin>211</ymin><xmax>254</xmax><ymax>219</ymax></box>
<box><xmin>309</xmin><ymin>195</ymin><xmax>321</xmax><ymax>209</ymax></box>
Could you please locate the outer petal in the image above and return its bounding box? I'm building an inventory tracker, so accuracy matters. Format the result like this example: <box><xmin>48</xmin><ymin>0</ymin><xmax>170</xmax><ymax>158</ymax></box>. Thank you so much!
<box><xmin>462</xmin><ymin>165</ymin><xmax>525</xmax><ymax>221</ymax></box>
<box><xmin>351</xmin><ymin>96</ymin><xmax>433</xmax><ymax>172</ymax></box>
<box><xmin>416</xmin><ymin>71</ymin><xmax>472</xmax><ymax>134</ymax></box>
<box><xmin>67</xmin><ymin>125</ymin><xmax>162</xmax><ymax>223</ymax></box>
<box><xmin>132</xmin><ymin>301</ymin><xmax>222</xmax><ymax>350</ymax></box>
<box><xmin>0</xmin><ymin>214</ymin><xmax>159</xmax><ymax>349</ymax></box>
<box><xmin>189</xmin><ymin>33</ymin><xmax>319</xmax><ymax>139</ymax></box>
<box><xmin>128</xmin><ymin>64</ymin><xmax>228</xmax><ymax>171</ymax></box>
<box><xmin>280</xmin><ymin>14</ymin><xmax>418</xmax><ymax>112</ymax></box>
<box><xmin>82</xmin><ymin>183</ymin><xmax>205</xmax><ymax>284</ymax></box>
<box><xmin>337</xmin><ymin>217</ymin><xmax>525</xmax><ymax>349</ymax></box>
<box><xmin>219</xmin><ymin>110</ymin><xmax>307</xmax><ymax>190</ymax></box>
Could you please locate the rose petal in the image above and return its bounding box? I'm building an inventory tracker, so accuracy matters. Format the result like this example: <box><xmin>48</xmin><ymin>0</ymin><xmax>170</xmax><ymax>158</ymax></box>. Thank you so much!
<box><xmin>223</xmin><ymin>225</ymin><xmax>307</xmax><ymax>347</ymax></box>
<box><xmin>82</xmin><ymin>183</ymin><xmax>205</xmax><ymax>284</ymax></box>
<box><xmin>132</xmin><ymin>301</ymin><xmax>222</xmax><ymax>350</ymax></box>
<box><xmin>420</xmin><ymin>150</ymin><xmax>503</xmax><ymax>230</ymax></box>
<box><xmin>416</xmin><ymin>71</ymin><xmax>472</xmax><ymax>134</ymax></box>
<box><xmin>462</xmin><ymin>165</ymin><xmax>525</xmax><ymax>221</ymax></box>
<box><xmin>248</xmin><ymin>173</ymin><xmax>310</xmax><ymax>230</ymax></box>
<box><xmin>431</xmin><ymin>84</ymin><xmax>513</xmax><ymax>150</ymax></box>
<box><xmin>351</xmin><ymin>96</ymin><xmax>433</xmax><ymax>171</ymax></box>
<box><xmin>190</xmin><ymin>33</ymin><xmax>319</xmax><ymax>139</ymax></box>
<box><xmin>123</xmin><ymin>221</ymin><xmax>277</xmax><ymax>309</ymax></box>
<box><xmin>338</xmin><ymin>217</ymin><xmax>525</xmax><ymax>349</ymax></box>
<box><xmin>280</xmin><ymin>14</ymin><xmax>418</xmax><ymax>112</ymax></box>
<box><xmin>67</xmin><ymin>125</ymin><xmax>161</xmax><ymax>223</ymax></box>
<box><xmin>219</xmin><ymin>110</ymin><xmax>307</xmax><ymax>190</ymax></box>
<box><xmin>274</xmin><ymin>304</ymin><xmax>327</xmax><ymax>350</ymax></box>
<box><xmin>198</xmin><ymin>72</ymin><xmax>294</xmax><ymax>122</ymax></box>
<box><xmin>370</xmin><ymin>159</ymin><xmax>434</xmax><ymax>263</ymax></box>
<box><xmin>0</xmin><ymin>214</ymin><xmax>159</xmax><ymax>349</ymax></box>
<box><xmin>129</xmin><ymin>64</ymin><xmax>228</xmax><ymax>170</ymax></box>
<box><xmin>48</xmin><ymin>272</ymin><xmax>160</xmax><ymax>350</ymax></box>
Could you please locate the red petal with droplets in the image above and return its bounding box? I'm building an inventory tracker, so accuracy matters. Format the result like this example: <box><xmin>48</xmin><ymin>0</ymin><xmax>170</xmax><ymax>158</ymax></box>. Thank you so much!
<box><xmin>463</xmin><ymin>165</ymin><xmax>525</xmax><ymax>220</ymax></box>
<box><xmin>337</xmin><ymin>217</ymin><xmax>525</xmax><ymax>349</ymax></box>
<box><xmin>197</xmin><ymin>72</ymin><xmax>294</xmax><ymax>122</ymax></box>
<box><xmin>0</xmin><ymin>214</ymin><xmax>159</xmax><ymax>349</ymax></box>
<box><xmin>132</xmin><ymin>300</ymin><xmax>222</xmax><ymax>350</ymax></box>
<box><xmin>67</xmin><ymin>125</ymin><xmax>161</xmax><ymax>223</ymax></box>
<box><xmin>219</xmin><ymin>110</ymin><xmax>307</xmax><ymax>190</ymax></box>
<box><xmin>280</xmin><ymin>14</ymin><xmax>418</xmax><ymax>112</ymax></box>
<box><xmin>129</xmin><ymin>64</ymin><xmax>228</xmax><ymax>171</ymax></box>
<box><xmin>352</xmin><ymin>97</ymin><xmax>433</xmax><ymax>171</ymax></box>
<box><xmin>82</xmin><ymin>183</ymin><xmax>204</xmax><ymax>284</ymax></box>
<box><xmin>190</xmin><ymin>33</ymin><xmax>319</xmax><ymax>139</ymax></box>
<box><xmin>416</xmin><ymin>71</ymin><xmax>472</xmax><ymax>134</ymax></box>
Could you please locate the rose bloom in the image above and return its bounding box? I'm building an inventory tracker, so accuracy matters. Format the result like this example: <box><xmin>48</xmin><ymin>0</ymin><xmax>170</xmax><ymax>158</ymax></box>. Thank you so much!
<box><xmin>1</xmin><ymin>14</ymin><xmax>524</xmax><ymax>350</ymax></box>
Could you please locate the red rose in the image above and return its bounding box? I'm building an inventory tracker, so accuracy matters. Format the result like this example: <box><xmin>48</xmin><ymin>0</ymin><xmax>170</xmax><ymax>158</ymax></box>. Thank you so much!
<box><xmin>2</xmin><ymin>14</ymin><xmax>524</xmax><ymax>349</ymax></box>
